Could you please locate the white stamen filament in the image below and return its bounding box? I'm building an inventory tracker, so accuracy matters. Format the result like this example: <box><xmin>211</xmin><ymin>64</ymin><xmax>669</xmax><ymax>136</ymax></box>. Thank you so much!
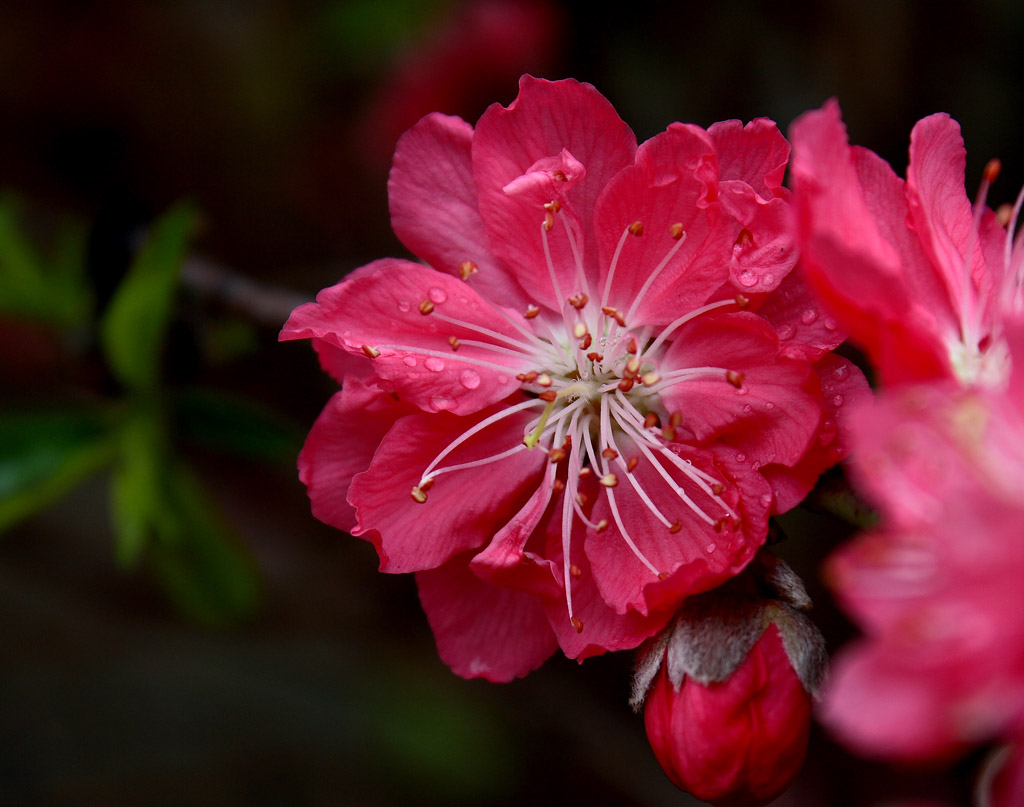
<box><xmin>419</xmin><ymin>398</ymin><xmax>544</xmax><ymax>483</ymax></box>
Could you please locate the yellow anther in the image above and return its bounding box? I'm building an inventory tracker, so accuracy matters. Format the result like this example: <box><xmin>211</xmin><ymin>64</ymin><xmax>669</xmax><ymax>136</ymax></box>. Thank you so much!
<box><xmin>458</xmin><ymin>260</ymin><xmax>479</xmax><ymax>280</ymax></box>
<box><xmin>361</xmin><ymin>345</ymin><xmax>381</xmax><ymax>359</ymax></box>
<box><xmin>418</xmin><ymin>299</ymin><xmax>435</xmax><ymax>315</ymax></box>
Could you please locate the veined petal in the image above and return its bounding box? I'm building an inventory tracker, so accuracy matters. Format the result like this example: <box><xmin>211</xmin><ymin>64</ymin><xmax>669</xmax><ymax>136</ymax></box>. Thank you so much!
<box><xmin>790</xmin><ymin>100</ymin><xmax>951</xmax><ymax>384</ymax></box>
<box><xmin>659</xmin><ymin>312</ymin><xmax>821</xmax><ymax>467</ymax></box>
<box><xmin>594</xmin><ymin>122</ymin><xmax>732</xmax><ymax>325</ymax></box>
<box><xmin>281</xmin><ymin>258</ymin><xmax>529</xmax><ymax>414</ymax></box>
<box><xmin>708</xmin><ymin>117</ymin><xmax>790</xmax><ymax>197</ymax></box>
<box><xmin>586</xmin><ymin>439</ymin><xmax>768</xmax><ymax>616</ymax></box>
<box><xmin>299</xmin><ymin>379</ymin><xmax>413</xmax><ymax>533</ymax></box>
<box><xmin>469</xmin><ymin>464</ymin><xmax>562</xmax><ymax>599</ymax></box>
<box><xmin>349</xmin><ymin>405</ymin><xmax>546</xmax><ymax>572</ymax></box>
<box><xmin>417</xmin><ymin>552</ymin><xmax>558</xmax><ymax>682</ymax></box>
<box><xmin>472</xmin><ymin>76</ymin><xmax>637</xmax><ymax>309</ymax></box>
<box><xmin>761</xmin><ymin>353</ymin><xmax>871</xmax><ymax>513</ymax></box>
<box><xmin>541</xmin><ymin>526</ymin><xmax>669</xmax><ymax>660</ymax></box>
<box><xmin>389</xmin><ymin>112</ymin><xmax>531</xmax><ymax>308</ymax></box>
<box><xmin>907</xmin><ymin>114</ymin><xmax>1000</xmax><ymax>331</ymax></box>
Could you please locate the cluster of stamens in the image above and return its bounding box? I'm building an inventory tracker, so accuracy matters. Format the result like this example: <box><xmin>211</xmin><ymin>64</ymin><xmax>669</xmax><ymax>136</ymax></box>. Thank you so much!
<box><xmin>362</xmin><ymin>202</ymin><xmax>754</xmax><ymax>631</ymax></box>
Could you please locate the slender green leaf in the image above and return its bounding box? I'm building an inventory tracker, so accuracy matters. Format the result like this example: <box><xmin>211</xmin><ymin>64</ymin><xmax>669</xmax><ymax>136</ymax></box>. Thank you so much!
<box><xmin>110</xmin><ymin>406</ymin><xmax>167</xmax><ymax>567</ymax></box>
<box><xmin>100</xmin><ymin>203</ymin><xmax>199</xmax><ymax>392</ymax></box>
<box><xmin>0</xmin><ymin>409</ymin><xmax>116</xmax><ymax>531</ymax></box>
<box><xmin>174</xmin><ymin>388</ymin><xmax>303</xmax><ymax>465</ymax></box>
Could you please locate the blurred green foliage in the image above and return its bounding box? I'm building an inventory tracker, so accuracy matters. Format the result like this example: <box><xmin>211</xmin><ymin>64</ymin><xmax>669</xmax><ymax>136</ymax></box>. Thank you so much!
<box><xmin>0</xmin><ymin>198</ymin><xmax>303</xmax><ymax>626</ymax></box>
<box><xmin>0</xmin><ymin>194</ymin><xmax>91</xmax><ymax>327</ymax></box>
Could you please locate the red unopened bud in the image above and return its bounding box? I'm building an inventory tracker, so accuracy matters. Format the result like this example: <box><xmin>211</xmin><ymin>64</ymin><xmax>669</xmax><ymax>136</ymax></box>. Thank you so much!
<box><xmin>643</xmin><ymin>625</ymin><xmax>812</xmax><ymax>807</ymax></box>
<box><xmin>631</xmin><ymin>554</ymin><xmax>826</xmax><ymax>807</ymax></box>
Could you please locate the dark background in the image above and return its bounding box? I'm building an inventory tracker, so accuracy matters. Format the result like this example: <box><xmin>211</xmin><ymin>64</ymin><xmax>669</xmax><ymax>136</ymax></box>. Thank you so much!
<box><xmin>2</xmin><ymin>1</ymin><xmax>1022</xmax><ymax>805</ymax></box>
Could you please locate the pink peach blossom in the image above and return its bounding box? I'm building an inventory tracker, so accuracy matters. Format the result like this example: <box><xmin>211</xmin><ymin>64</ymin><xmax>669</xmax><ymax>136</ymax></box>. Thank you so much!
<box><xmin>790</xmin><ymin>100</ymin><xmax>1017</xmax><ymax>389</ymax></box>
<box><xmin>821</xmin><ymin>328</ymin><xmax>1024</xmax><ymax>766</ymax></box>
<box><xmin>283</xmin><ymin>77</ymin><xmax>863</xmax><ymax>681</ymax></box>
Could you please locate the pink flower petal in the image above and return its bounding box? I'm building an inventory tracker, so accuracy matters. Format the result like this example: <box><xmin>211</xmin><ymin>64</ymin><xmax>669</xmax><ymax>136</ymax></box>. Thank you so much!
<box><xmin>388</xmin><ymin>112</ymin><xmax>531</xmax><ymax>308</ymax></box>
<box><xmin>659</xmin><ymin>312</ymin><xmax>821</xmax><ymax>467</ymax></box>
<box><xmin>790</xmin><ymin>100</ymin><xmax>950</xmax><ymax>384</ymax></box>
<box><xmin>708</xmin><ymin>117</ymin><xmax>790</xmax><ymax>196</ymax></box>
<box><xmin>469</xmin><ymin>464</ymin><xmax>562</xmax><ymax>599</ymax></box>
<box><xmin>349</xmin><ymin>404</ymin><xmax>546</xmax><ymax>572</ymax></box>
<box><xmin>417</xmin><ymin>552</ymin><xmax>558</xmax><ymax>681</ymax></box>
<box><xmin>542</xmin><ymin>528</ymin><xmax>669</xmax><ymax>660</ymax></box>
<box><xmin>586</xmin><ymin>439</ymin><xmax>768</xmax><ymax>616</ymax></box>
<box><xmin>594</xmin><ymin>123</ymin><xmax>733</xmax><ymax>325</ymax></box>
<box><xmin>472</xmin><ymin>76</ymin><xmax>637</xmax><ymax>310</ymax></box>
<box><xmin>281</xmin><ymin>258</ymin><xmax>530</xmax><ymax>414</ymax></box>
<box><xmin>299</xmin><ymin>379</ymin><xmax>414</xmax><ymax>533</ymax></box>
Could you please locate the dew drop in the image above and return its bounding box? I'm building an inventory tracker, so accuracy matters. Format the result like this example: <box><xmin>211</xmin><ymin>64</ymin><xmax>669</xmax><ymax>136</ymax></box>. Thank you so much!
<box><xmin>765</xmin><ymin>402</ymin><xmax>775</xmax><ymax>410</ymax></box>
<box><xmin>823</xmin><ymin>317</ymin><xmax>838</xmax><ymax>331</ymax></box>
<box><xmin>832</xmin><ymin>364</ymin><xmax>849</xmax><ymax>380</ymax></box>
<box><xmin>428</xmin><ymin>287</ymin><xmax>448</xmax><ymax>304</ymax></box>
<box><xmin>763</xmin><ymin>273</ymin><xmax>776</xmax><ymax>286</ymax></box>
<box><xmin>832</xmin><ymin>394</ymin><xmax>845</xmax><ymax>408</ymax></box>
<box><xmin>402</xmin><ymin>356</ymin><xmax>417</xmax><ymax>367</ymax></box>
<box><xmin>459</xmin><ymin>369</ymin><xmax>481</xmax><ymax>389</ymax></box>
<box><xmin>800</xmin><ymin>309</ymin><xmax>818</xmax><ymax>325</ymax></box>
<box><xmin>397</xmin><ymin>299</ymin><xmax>411</xmax><ymax>313</ymax></box>
<box><xmin>737</xmin><ymin>269</ymin><xmax>758</xmax><ymax>288</ymax></box>
<box><xmin>759</xmin><ymin>493</ymin><xmax>774</xmax><ymax>508</ymax></box>
<box><xmin>742</xmin><ymin>404</ymin><xmax>753</xmax><ymax>415</ymax></box>
<box><xmin>751</xmin><ymin>461</ymin><xmax>761</xmax><ymax>471</ymax></box>
<box><xmin>777</xmin><ymin>324</ymin><xmax>796</xmax><ymax>341</ymax></box>
<box><xmin>705</xmin><ymin>543</ymin><xmax>717</xmax><ymax>553</ymax></box>
<box><xmin>425</xmin><ymin>357</ymin><xmax>445</xmax><ymax>372</ymax></box>
<box><xmin>430</xmin><ymin>395</ymin><xmax>453</xmax><ymax>411</ymax></box>
<box><xmin>735</xmin><ymin>453</ymin><xmax>747</xmax><ymax>463</ymax></box>
<box><xmin>497</xmin><ymin>374</ymin><xmax>509</xmax><ymax>384</ymax></box>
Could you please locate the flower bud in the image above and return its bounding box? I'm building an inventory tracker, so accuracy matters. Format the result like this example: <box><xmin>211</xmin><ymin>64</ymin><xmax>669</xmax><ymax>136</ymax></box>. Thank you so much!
<box><xmin>632</xmin><ymin>554</ymin><xmax>826</xmax><ymax>807</ymax></box>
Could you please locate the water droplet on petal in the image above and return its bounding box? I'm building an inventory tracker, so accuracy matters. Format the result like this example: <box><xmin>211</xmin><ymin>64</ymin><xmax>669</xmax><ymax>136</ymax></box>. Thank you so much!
<box><xmin>497</xmin><ymin>374</ymin><xmax>509</xmax><ymax>384</ymax></box>
<box><xmin>430</xmin><ymin>395</ymin><xmax>453</xmax><ymax>411</ymax></box>
<box><xmin>425</xmin><ymin>357</ymin><xmax>445</xmax><ymax>372</ymax></box>
<box><xmin>823</xmin><ymin>317</ymin><xmax>838</xmax><ymax>331</ymax></box>
<box><xmin>735</xmin><ymin>453</ymin><xmax>747</xmax><ymax>463</ymax></box>
<box><xmin>832</xmin><ymin>364</ymin><xmax>849</xmax><ymax>381</ymax></box>
<box><xmin>459</xmin><ymin>369</ymin><xmax>481</xmax><ymax>389</ymax></box>
<box><xmin>428</xmin><ymin>287</ymin><xmax>448</xmax><ymax>304</ymax></box>
<box><xmin>751</xmin><ymin>461</ymin><xmax>761</xmax><ymax>471</ymax></box>
<box><xmin>832</xmin><ymin>394</ymin><xmax>845</xmax><ymax>407</ymax></box>
<box><xmin>759</xmin><ymin>493</ymin><xmax>774</xmax><ymax>508</ymax></box>
<box><xmin>800</xmin><ymin>309</ymin><xmax>818</xmax><ymax>325</ymax></box>
<box><xmin>402</xmin><ymin>356</ymin><xmax>417</xmax><ymax>367</ymax></box>
<box><xmin>777</xmin><ymin>324</ymin><xmax>796</xmax><ymax>341</ymax></box>
<box><xmin>765</xmin><ymin>402</ymin><xmax>775</xmax><ymax>410</ymax></box>
<box><xmin>763</xmin><ymin>273</ymin><xmax>776</xmax><ymax>286</ymax></box>
<box><xmin>742</xmin><ymin>404</ymin><xmax>753</xmax><ymax>415</ymax></box>
<box><xmin>397</xmin><ymin>299</ymin><xmax>411</xmax><ymax>313</ymax></box>
<box><xmin>737</xmin><ymin>269</ymin><xmax>758</xmax><ymax>287</ymax></box>
<box><xmin>705</xmin><ymin>543</ymin><xmax>717</xmax><ymax>553</ymax></box>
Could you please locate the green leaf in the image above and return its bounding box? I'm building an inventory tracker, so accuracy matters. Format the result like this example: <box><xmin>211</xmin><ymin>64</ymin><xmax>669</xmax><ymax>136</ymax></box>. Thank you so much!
<box><xmin>110</xmin><ymin>405</ymin><xmax>166</xmax><ymax>567</ymax></box>
<box><xmin>174</xmin><ymin>388</ymin><xmax>303</xmax><ymax>465</ymax></box>
<box><xmin>100</xmin><ymin>203</ymin><xmax>199</xmax><ymax>392</ymax></box>
<box><xmin>0</xmin><ymin>408</ymin><xmax>116</xmax><ymax>531</ymax></box>
<box><xmin>148</xmin><ymin>463</ymin><xmax>261</xmax><ymax>626</ymax></box>
<box><xmin>0</xmin><ymin>194</ymin><xmax>90</xmax><ymax>327</ymax></box>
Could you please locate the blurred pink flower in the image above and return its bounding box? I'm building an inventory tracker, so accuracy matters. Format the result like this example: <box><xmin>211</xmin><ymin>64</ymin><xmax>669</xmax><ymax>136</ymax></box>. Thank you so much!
<box><xmin>821</xmin><ymin>324</ymin><xmax>1024</xmax><ymax>786</ymax></box>
<box><xmin>283</xmin><ymin>77</ymin><xmax>862</xmax><ymax>681</ymax></box>
<box><xmin>790</xmin><ymin>100</ymin><xmax>1019</xmax><ymax>389</ymax></box>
